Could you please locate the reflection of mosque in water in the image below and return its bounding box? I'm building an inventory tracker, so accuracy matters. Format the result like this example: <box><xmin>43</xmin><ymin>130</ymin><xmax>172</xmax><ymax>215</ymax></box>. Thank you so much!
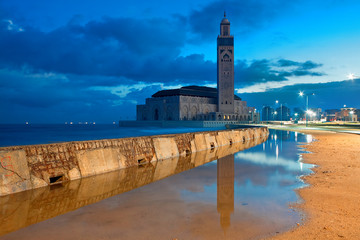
<box><xmin>217</xmin><ymin>154</ymin><xmax>235</xmax><ymax>234</ymax></box>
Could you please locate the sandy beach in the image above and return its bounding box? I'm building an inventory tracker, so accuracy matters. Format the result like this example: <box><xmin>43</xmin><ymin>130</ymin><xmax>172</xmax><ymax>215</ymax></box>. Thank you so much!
<box><xmin>269</xmin><ymin>130</ymin><xmax>360</xmax><ymax>239</ymax></box>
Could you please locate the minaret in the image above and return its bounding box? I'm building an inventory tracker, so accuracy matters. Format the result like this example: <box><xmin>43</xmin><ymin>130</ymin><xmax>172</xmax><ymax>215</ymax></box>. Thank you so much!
<box><xmin>217</xmin><ymin>12</ymin><xmax>234</xmax><ymax>114</ymax></box>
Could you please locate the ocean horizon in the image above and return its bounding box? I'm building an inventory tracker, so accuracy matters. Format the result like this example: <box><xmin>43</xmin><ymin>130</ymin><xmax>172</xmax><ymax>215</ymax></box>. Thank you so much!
<box><xmin>0</xmin><ymin>123</ymin><xmax>224</xmax><ymax>147</ymax></box>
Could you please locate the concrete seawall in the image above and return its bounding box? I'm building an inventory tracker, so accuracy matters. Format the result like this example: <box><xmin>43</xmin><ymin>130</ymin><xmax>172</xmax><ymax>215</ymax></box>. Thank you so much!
<box><xmin>0</xmin><ymin>127</ymin><xmax>268</xmax><ymax>196</ymax></box>
<box><xmin>0</xmin><ymin>134</ymin><xmax>267</xmax><ymax>236</ymax></box>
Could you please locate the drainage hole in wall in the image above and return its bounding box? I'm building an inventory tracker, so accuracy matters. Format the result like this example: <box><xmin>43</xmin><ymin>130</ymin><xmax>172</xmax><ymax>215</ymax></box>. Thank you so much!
<box><xmin>229</xmin><ymin>140</ymin><xmax>233</xmax><ymax>145</ymax></box>
<box><xmin>185</xmin><ymin>150</ymin><xmax>191</xmax><ymax>156</ymax></box>
<box><xmin>138</xmin><ymin>158</ymin><xmax>147</xmax><ymax>165</ymax></box>
<box><xmin>49</xmin><ymin>175</ymin><xmax>64</xmax><ymax>185</ymax></box>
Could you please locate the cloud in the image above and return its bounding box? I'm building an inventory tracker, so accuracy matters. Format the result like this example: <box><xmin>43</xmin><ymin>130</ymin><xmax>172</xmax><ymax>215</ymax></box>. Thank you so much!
<box><xmin>277</xmin><ymin>59</ymin><xmax>322</xmax><ymax>70</ymax></box>
<box><xmin>0</xmin><ymin>16</ymin><xmax>187</xmax><ymax>80</ymax></box>
<box><xmin>238</xmin><ymin>78</ymin><xmax>360</xmax><ymax>110</ymax></box>
<box><xmin>235</xmin><ymin>59</ymin><xmax>325</xmax><ymax>87</ymax></box>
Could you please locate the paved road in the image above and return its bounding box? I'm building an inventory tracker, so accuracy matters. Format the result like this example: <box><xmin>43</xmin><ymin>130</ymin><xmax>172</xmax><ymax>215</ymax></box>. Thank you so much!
<box><xmin>260</xmin><ymin>124</ymin><xmax>360</xmax><ymax>135</ymax></box>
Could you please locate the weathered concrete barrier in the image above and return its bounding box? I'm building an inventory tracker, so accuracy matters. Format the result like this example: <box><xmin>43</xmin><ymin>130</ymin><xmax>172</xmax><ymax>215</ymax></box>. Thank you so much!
<box><xmin>0</xmin><ymin>135</ymin><xmax>267</xmax><ymax>236</ymax></box>
<box><xmin>0</xmin><ymin>127</ymin><xmax>268</xmax><ymax>196</ymax></box>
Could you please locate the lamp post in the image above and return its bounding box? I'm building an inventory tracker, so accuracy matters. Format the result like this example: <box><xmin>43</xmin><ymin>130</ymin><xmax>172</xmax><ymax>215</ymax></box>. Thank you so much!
<box><xmin>299</xmin><ymin>91</ymin><xmax>315</xmax><ymax>127</ymax></box>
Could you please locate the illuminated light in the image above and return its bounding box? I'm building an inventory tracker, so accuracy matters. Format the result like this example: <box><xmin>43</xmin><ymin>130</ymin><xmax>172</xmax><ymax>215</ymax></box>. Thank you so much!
<box><xmin>350</xmin><ymin>111</ymin><xmax>354</xmax><ymax>114</ymax></box>
<box><xmin>306</xmin><ymin>110</ymin><xmax>314</xmax><ymax>115</ymax></box>
<box><xmin>299</xmin><ymin>91</ymin><xmax>304</xmax><ymax>97</ymax></box>
<box><xmin>275</xmin><ymin>100</ymin><xmax>279</xmax><ymax>104</ymax></box>
<box><xmin>276</xmin><ymin>145</ymin><xmax>279</xmax><ymax>160</ymax></box>
<box><xmin>294</xmin><ymin>113</ymin><xmax>298</xmax><ymax>116</ymax></box>
<box><xmin>274</xmin><ymin>134</ymin><xmax>277</xmax><ymax>141</ymax></box>
<box><xmin>347</xmin><ymin>73</ymin><xmax>355</xmax><ymax>80</ymax></box>
<box><xmin>223</xmin><ymin>115</ymin><xmax>226</xmax><ymax>120</ymax></box>
<box><xmin>274</xmin><ymin>111</ymin><xmax>277</xmax><ymax>115</ymax></box>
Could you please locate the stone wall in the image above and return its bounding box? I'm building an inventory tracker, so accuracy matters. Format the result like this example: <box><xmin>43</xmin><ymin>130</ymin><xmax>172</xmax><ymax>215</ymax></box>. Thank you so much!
<box><xmin>0</xmin><ymin>127</ymin><xmax>268</xmax><ymax>196</ymax></box>
<box><xmin>0</xmin><ymin>134</ymin><xmax>267</xmax><ymax>236</ymax></box>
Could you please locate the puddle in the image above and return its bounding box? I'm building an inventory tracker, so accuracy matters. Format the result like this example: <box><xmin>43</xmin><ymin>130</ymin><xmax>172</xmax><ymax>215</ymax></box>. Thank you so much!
<box><xmin>0</xmin><ymin>130</ymin><xmax>313</xmax><ymax>240</ymax></box>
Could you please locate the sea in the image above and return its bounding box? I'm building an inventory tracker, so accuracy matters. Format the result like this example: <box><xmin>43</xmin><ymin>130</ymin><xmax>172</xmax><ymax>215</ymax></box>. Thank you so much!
<box><xmin>0</xmin><ymin>124</ymin><xmax>224</xmax><ymax>147</ymax></box>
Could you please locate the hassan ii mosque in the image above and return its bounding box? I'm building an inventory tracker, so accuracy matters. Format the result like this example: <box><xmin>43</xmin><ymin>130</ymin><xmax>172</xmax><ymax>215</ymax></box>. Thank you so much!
<box><xmin>136</xmin><ymin>13</ymin><xmax>256</xmax><ymax>122</ymax></box>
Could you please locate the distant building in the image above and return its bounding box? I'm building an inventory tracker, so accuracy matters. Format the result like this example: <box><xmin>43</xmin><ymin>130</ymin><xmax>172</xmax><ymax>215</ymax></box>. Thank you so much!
<box><xmin>136</xmin><ymin>14</ymin><xmax>255</xmax><ymax>122</ymax></box>
<box><xmin>324</xmin><ymin>109</ymin><xmax>338</xmax><ymax>122</ymax></box>
<box><xmin>336</xmin><ymin>108</ymin><xmax>357</xmax><ymax>122</ymax></box>
<box><xmin>293</xmin><ymin>107</ymin><xmax>305</xmax><ymax>120</ymax></box>
<box><xmin>355</xmin><ymin>109</ymin><xmax>360</xmax><ymax>121</ymax></box>
<box><xmin>275</xmin><ymin>105</ymin><xmax>291</xmax><ymax>121</ymax></box>
<box><xmin>262</xmin><ymin>106</ymin><xmax>274</xmax><ymax>121</ymax></box>
<box><xmin>308</xmin><ymin>108</ymin><xmax>322</xmax><ymax>121</ymax></box>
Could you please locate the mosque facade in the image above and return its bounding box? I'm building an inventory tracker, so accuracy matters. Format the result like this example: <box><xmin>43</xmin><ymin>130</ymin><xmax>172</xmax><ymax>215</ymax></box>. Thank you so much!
<box><xmin>136</xmin><ymin>14</ymin><xmax>255</xmax><ymax>122</ymax></box>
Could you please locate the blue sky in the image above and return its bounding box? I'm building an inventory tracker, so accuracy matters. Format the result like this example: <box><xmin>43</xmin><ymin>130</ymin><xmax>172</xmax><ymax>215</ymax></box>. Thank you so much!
<box><xmin>0</xmin><ymin>0</ymin><xmax>359</xmax><ymax>123</ymax></box>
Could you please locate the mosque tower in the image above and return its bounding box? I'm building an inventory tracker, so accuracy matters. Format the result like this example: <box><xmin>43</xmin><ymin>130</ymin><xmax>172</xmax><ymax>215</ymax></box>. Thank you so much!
<box><xmin>217</xmin><ymin>12</ymin><xmax>235</xmax><ymax>114</ymax></box>
<box><xmin>217</xmin><ymin>12</ymin><xmax>234</xmax><ymax>114</ymax></box>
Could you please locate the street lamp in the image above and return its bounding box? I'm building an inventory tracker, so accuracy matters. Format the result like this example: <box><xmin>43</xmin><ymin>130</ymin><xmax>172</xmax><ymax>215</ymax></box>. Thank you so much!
<box><xmin>347</xmin><ymin>73</ymin><xmax>359</xmax><ymax>80</ymax></box>
<box><xmin>299</xmin><ymin>91</ymin><xmax>315</xmax><ymax>127</ymax></box>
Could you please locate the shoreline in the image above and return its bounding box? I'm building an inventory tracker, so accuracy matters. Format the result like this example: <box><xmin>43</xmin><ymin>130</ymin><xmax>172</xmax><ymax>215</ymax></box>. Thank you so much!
<box><xmin>268</xmin><ymin>129</ymin><xmax>360</xmax><ymax>239</ymax></box>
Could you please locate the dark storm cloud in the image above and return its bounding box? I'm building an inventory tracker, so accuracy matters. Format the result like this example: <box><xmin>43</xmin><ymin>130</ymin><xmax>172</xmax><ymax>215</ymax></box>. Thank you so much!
<box><xmin>138</xmin><ymin>54</ymin><xmax>216</xmax><ymax>83</ymax></box>
<box><xmin>188</xmin><ymin>0</ymin><xmax>299</xmax><ymax>41</ymax></box>
<box><xmin>0</xmin><ymin>2</ymin><xmax>322</xmax><ymax>87</ymax></box>
<box><xmin>0</xmin><ymin>69</ymin><xmax>118</xmax><ymax>108</ymax></box>
<box><xmin>235</xmin><ymin>59</ymin><xmax>324</xmax><ymax>87</ymax></box>
<box><xmin>239</xmin><ymin>78</ymin><xmax>360</xmax><ymax>110</ymax></box>
<box><xmin>277</xmin><ymin>59</ymin><xmax>322</xmax><ymax>70</ymax></box>
<box><xmin>0</xmin><ymin>16</ymin><xmax>188</xmax><ymax>82</ymax></box>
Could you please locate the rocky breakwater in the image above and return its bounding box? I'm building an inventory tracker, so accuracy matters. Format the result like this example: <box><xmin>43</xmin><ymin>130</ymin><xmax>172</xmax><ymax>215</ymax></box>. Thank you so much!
<box><xmin>0</xmin><ymin>127</ymin><xmax>268</xmax><ymax>196</ymax></box>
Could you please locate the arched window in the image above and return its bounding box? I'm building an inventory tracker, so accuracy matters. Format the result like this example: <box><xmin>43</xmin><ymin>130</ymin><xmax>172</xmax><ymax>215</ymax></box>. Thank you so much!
<box><xmin>223</xmin><ymin>26</ymin><xmax>229</xmax><ymax>36</ymax></box>
<box><xmin>154</xmin><ymin>109</ymin><xmax>159</xmax><ymax>120</ymax></box>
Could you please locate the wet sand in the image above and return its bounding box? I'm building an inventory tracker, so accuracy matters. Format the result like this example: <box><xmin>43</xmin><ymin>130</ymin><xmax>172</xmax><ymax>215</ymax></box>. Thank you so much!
<box><xmin>270</xmin><ymin>131</ymin><xmax>360</xmax><ymax>239</ymax></box>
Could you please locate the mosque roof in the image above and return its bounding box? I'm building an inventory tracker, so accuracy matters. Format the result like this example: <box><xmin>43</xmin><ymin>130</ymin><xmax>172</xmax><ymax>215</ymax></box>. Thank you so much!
<box><xmin>221</xmin><ymin>18</ymin><xmax>230</xmax><ymax>24</ymax></box>
<box><xmin>221</xmin><ymin>11</ymin><xmax>230</xmax><ymax>24</ymax></box>
<box><xmin>152</xmin><ymin>85</ymin><xmax>242</xmax><ymax>100</ymax></box>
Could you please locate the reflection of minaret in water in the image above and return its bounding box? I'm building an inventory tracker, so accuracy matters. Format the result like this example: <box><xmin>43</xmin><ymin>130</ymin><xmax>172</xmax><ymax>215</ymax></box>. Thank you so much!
<box><xmin>217</xmin><ymin>154</ymin><xmax>235</xmax><ymax>235</ymax></box>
